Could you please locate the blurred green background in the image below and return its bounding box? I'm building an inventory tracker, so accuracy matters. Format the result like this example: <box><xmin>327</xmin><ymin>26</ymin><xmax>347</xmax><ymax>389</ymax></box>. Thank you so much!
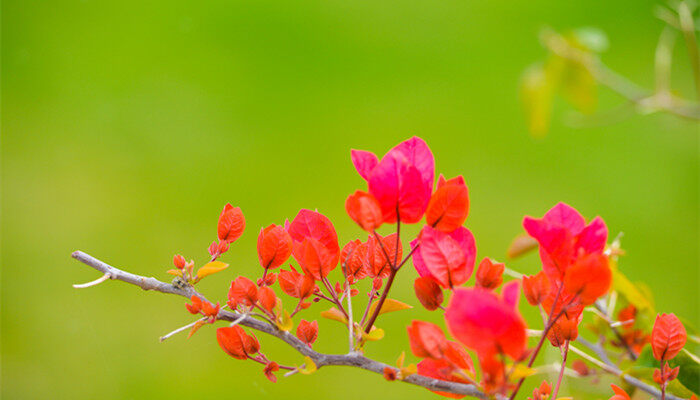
<box><xmin>2</xmin><ymin>0</ymin><xmax>698</xmax><ymax>399</ymax></box>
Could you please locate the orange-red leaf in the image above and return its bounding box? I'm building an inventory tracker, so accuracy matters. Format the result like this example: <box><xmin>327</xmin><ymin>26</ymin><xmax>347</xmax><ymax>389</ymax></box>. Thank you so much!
<box><xmin>257</xmin><ymin>224</ymin><xmax>293</xmax><ymax>270</ymax></box>
<box><xmin>407</xmin><ymin>320</ymin><xmax>448</xmax><ymax>359</ymax></box>
<box><xmin>296</xmin><ymin>319</ymin><xmax>319</xmax><ymax>347</ymax></box>
<box><xmin>651</xmin><ymin>313</ymin><xmax>687</xmax><ymax>361</ymax></box>
<box><xmin>414</xmin><ymin>276</ymin><xmax>443</xmax><ymax>311</ymax></box>
<box><xmin>218</xmin><ymin>204</ymin><xmax>245</xmax><ymax>243</ymax></box>
<box><xmin>475</xmin><ymin>258</ymin><xmax>504</xmax><ymax>290</ymax></box>
<box><xmin>425</xmin><ymin>177</ymin><xmax>469</xmax><ymax>232</ymax></box>
<box><xmin>345</xmin><ymin>190</ymin><xmax>383</xmax><ymax>231</ymax></box>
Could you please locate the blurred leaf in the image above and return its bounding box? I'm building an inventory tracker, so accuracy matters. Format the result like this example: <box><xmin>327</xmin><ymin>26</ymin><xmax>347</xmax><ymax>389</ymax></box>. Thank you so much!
<box><xmin>167</xmin><ymin>269</ymin><xmax>182</xmax><ymax>276</ymax></box>
<box><xmin>400</xmin><ymin>364</ymin><xmax>417</xmax><ymax>377</ymax></box>
<box><xmin>320</xmin><ymin>307</ymin><xmax>348</xmax><ymax>324</ymax></box>
<box><xmin>669</xmin><ymin>350</ymin><xmax>700</xmax><ymax>395</ymax></box>
<box><xmin>521</xmin><ymin>63</ymin><xmax>554</xmax><ymax>137</ymax></box>
<box><xmin>507</xmin><ymin>233</ymin><xmax>538</xmax><ymax>259</ymax></box>
<box><xmin>572</xmin><ymin>27</ymin><xmax>609</xmax><ymax>53</ymax></box>
<box><xmin>276</xmin><ymin>309</ymin><xmax>294</xmax><ymax>332</ymax></box>
<box><xmin>196</xmin><ymin>261</ymin><xmax>229</xmax><ymax>280</ymax></box>
<box><xmin>611</xmin><ymin>263</ymin><xmax>654</xmax><ymax>314</ymax></box>
<box><xmin>511</xmin><ymin>364</ymin><xmax>536</xmax><ymax>380</ymax></box>
<box><xmin>368</xmin><ymin>298</ymin><xmax>412</xmax><ymax>318</ymax></box>
<box><xmin>557</xmin><ymin>55</ymin><xmax>597</xmax><ymax>114</ymax></box>
<box><xmin>298</xmin><ymin>356</ymin><xmax>317</xmax><ymax>375</ymax></box>
<box><xmin>396</xmin><ymin>351</ymin><xmax>406</xmax><ymax>368</ymax></box>
<box><xmin>363</xmin><ymin>327</ymin><xmax>385</xmax><ymax>341</ymax></box>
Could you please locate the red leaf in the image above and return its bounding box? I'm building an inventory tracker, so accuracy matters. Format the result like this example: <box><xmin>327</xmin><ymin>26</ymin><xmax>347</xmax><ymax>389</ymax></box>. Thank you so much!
<box><xmin>407</xmin><ymin>320</ymin><xmax>448</xmax><ymax>359</ymax></box>
<box><xmin>296</xmin><ymin>319</ymin><xmax>319</xmax><ymax>347</ymax></box>
<box><xmin>229</xmin><ymin>276</ymin><xmax>258</xmax><ymax>307</ymax></box>
<box><xmin>217</xmin><ymin>326</ymin><xmax>249</xmax><ymax>360</ymax></box>
<box><xmin>218</xmin><ymin>204</ymin><xmax>246</xmax><ymax>243</ymax></box>
<box><xmin>345</xmin><ymin>190</ymin><xmax>383</xmax><ymax>231</ymax></box>
<box><xmin>425</xmin><ymin>176</ymin><xmax>469</xmax><ymax>232</ymax></box>
<box><xmin>563</xmin><ymin>253</ymin><xmax>611</xmax><ymax>305</ymax></box>
<box><xmin>257</xmin><ymin>224</ymin><xmax>293</xmax><ymax>270</ymax></box>
<box><xmin>414</xmin><ymin>276</ymin><xmax>443</xmax><ymax>311</ymax></box>
<box><xmin>418</xmin><ymin>225</ymin><xmax>476</xmax><ymax>288</ymax></box>
<box><xmin>522</xmin><ymin>271</ymin><xmax>549</xmax><ymax>306</ymax></box>
<box><xmin>475</xmin><ymin>258</ymin><xmax>504</xmax><ymax>290</ymax></box>
<box><xmin>651</xmin><ymin>313</ymin><xmax>687</xmax><ymax>361</ymax></box>
<box><xmin>257</xmin><ymin>286</ymin><xmax>277</xmax><ymax>313</ymax></box>
<box><xmin>416</xmin><ymin>358</ymin><xmax>469</xmax><ymax>399</ymax></box>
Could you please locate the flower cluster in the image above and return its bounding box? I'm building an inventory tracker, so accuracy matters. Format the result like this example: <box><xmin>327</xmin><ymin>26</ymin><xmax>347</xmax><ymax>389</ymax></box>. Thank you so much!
<box><xmin>159</xmin><ymin>136</ymin><xmax>692</xmax><ymax>399</ymax></box>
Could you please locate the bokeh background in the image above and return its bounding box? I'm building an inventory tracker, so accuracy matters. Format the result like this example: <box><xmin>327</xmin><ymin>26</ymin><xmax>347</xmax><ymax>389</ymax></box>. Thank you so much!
<box><xmin>2</xmin><ymin>0</ymin><xmax>698</xmax><ymax>399</ymax></box>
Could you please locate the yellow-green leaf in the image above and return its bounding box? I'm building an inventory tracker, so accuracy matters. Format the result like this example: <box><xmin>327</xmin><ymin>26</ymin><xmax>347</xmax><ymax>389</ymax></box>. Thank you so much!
<box><xmin>521</xmin><ymin>63</ymin><xmax>554</xmax><ymax>137</ymax></box>
<box><xmin>167</xmin><ymin>269</ymin><xmax>183</xmax><ymax>276</ymax></box>
<box><xmin>320</xmin><ymin>307</ymin><xmax>347</xmax><ymax>324</ymax></box>
<box><xmin>611</xmin><ymin>264</ymin><xmax>654</xmax><ymax>313</ymax></box>
<box><xmin>400</xmin><ymin>363</ymin><xmax>417</xmax><ymax>378</ymax></box>
<box><xmin>196</xmin><ymin>261</ymin><xmax>229</xmax><ymax>280</ymax></box>
<box><xmin>396</xmin><ymin>351</ymin><xmax>406</xmax><ymax>368</ymax></box>
<box><xmin>510</xmin><ymin>364</ymin><xmax>536</xmax><ymax>380</ymax></box>
<box><xmin>367</xmin><ymin>299</ymin><xmax>412</xmax><ymax>319</ymax></box>
<box><xmin>298</xmin><ymin>356</ymin><xmax>317</xmax><ymax>375</ymax></box>
<box><xmin>276</xmin><ymin>309</ymin><xmax>293</xmax><ymax>332</ymax></box>
<box><xmin>363</xmin><ymin>328</ymin><xmax>385</xmax><ymax>342</ymax></box>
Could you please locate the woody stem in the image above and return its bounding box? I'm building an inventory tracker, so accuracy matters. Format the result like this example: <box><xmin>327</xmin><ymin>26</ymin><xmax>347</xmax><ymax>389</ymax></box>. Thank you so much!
<box><xmin>553</xmin><ymin>340</ymin><xmax>569</xmax><ymax>399</ymax></box>
<box><xmin>364</xmin><ymin>268</ymin><xmax>397</xmax><ymax>333</ymax></box>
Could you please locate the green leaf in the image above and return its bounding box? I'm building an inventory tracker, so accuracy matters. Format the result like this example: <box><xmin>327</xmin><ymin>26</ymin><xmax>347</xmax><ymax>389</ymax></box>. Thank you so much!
<box><xmin>559</xmin><ymin>57</ymin><xmax>597</xmax><ymax>114</ymax></box>
<box><xmin>520</xmin><ymin>63</ymin><xmax>554</xmax><ymax>137</ymax></box>
<box><xmin>669</xmin><ymin>350</ymin><xmax>700</xmax><ymax>395</ymax></box>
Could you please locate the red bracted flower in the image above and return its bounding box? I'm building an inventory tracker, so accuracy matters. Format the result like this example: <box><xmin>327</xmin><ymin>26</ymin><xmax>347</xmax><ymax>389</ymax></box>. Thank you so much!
<box><xmin>218</xmin><ymin>203</ymin><xmax>246</xmax><ymax>243</ymax></box>
<box><xmin>296</xmin><ymin>319</ymin><xmax>318</xmax><ymax>347</ymax></box>
<box><xmin>651</xmin><ymin>313</ymin><xmax>686</xmax><ymax>362</ymax></box>
<box><xmin>287</xmin><ymin>209</ymin><xmax>340</xmax><ymax>280</ymax></box>
<box><xmin>522</xmin><ymin>271</ymin><xmax>549</xmax><ymax>306</ymax></box>
<box><xmin>257</xmin><ymin>224</ymin><xmax>292</xmax><ymax>270</ymax></box>
<box><xmin>445</xmin><ymin>288</ymin><xmax>527</xmax><ymax>360</ymax></box>
<box><xmin>475</xmin><ymin>258</ymin><xmax>504</xmax><ymax>290</ymax></box>
<box><xmin>407</xmin><ymin>320</ymin><xmax>448</xmax><ymax>359</ymax></box>
<box><xmin>414</xmin><ymin>276</ymin><xmax>444</xmax><ymax>311</ymax></box>
<box><xmin>412</xmin><ymin>225</ymin><xmax>476</xmax><ymax>288</ymax></box>
<box><xmin>562</xmin><ymin>252</ymin><xmax>611</xmax><ymax>305</ymax></box>
<box><xmin>216</xmin><ymin>326</ymin><xmax>259</xmax><ymax>360</ymax></box>
<box><xmin>523</xmin><ymin>202</ymin><xmax>607</xmax><ymax>281</ymax></box>
<box><xmin>426</xmin><ymin>174</ymin><xmax>469</xmax><ymax>233</ymax></box>
<box><xmin>353</xmin><ymin>137</ymin><xmax>435</xmax><ymax>224</ymax></box>
<box><xmin>278</xmin><ymin>267</ymin><xmax>316</xmax><ymax>299</ymax></box>
<box><xmin>345</xmin><ymin>190</ymin><xmax>383</xmax><ymax>231</ymax></box>
<box><xmin>228</xmin><ymin>277</ymin><xmax>258</xmax><ymax>308</ymax></box>
<box><xmin>608</xmin><ymin>384</ymin><xmax>631</xmax><ymax>400</ymax></box>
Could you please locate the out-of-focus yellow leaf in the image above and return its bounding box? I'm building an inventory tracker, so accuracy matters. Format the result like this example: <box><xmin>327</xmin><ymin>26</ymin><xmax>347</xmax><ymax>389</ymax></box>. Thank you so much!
<box><xmin>363</xmin><ymin>327</ymin><xmax>384</xmax><ymax>342</ymax></box>
<box><xmin>521</xmin><ymin>63</ymin><xmax>554</xmax><ymax>137</ymax></box>
<box><xmin>187</xmin><ymin>319</ymin><xmax>206</xmax><ymax>339</ymax></box>
<box><xmin>167</xmin><ymin>269</ymin><xmax>182</xmax><ymax>276</ymax></box>
<box><xmin>368</xmin><ymin>298</ymin><xmax>412</xmax><ymax>318</ymax></box>
<box><xmin>507</xmin><ymin>234</ymin><xmax>538</xmax><ymax>259</ymax></box>
<box><xmin>396</xmin><ymin>351</ymin><xmax>406</xmax><ymax>368</ymax></box>
<box><xmin>298</xmin><ymin>356</ymin><xmax>317</xmax><ymax>375</ymax></box>
<box><xmin>276</xmin><ymin>309</ymin><xmax>293</xmax><ymax>332</ymax></box>
<box><xmin>400</xmin><ymin>363</ymin><xmax>417</xmax><ymax>378</ymax></box>
<box><xmin>510</xmin><ymin>364</ymin><xmax>536</xmax><ymax>380</ymax></box>
<box><xmin>559</xmin><ymin>58</ymin><xmax>597</xmax><ymax>114</ymax></box>
<box><xmin>196</xmin><ymin>261</ymin><xmax>229</xmax><ymax>280</ymax></box>
<box><xmin>320</xmin><ymin>307</ymin><xmax>347</xmax><ymax>324</ymax></box>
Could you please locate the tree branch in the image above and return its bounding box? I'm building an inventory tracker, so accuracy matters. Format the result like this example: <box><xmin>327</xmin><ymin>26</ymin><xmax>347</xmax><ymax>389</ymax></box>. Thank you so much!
<box><xmin>574</xmin><ymin>337</ymin><xmax>685</xmax><ymax>400</ymax></box>
<box><xmin>70</xmin><ymin>251</ymin><xmax>489</xmax><ymax>399</ymax></box>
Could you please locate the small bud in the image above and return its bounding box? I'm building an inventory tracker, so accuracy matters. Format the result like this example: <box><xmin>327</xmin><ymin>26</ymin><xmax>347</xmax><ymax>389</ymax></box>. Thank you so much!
<box><xmin>383</xmin><ymin>367</ymin><xmax>397</xmax><ymax>381</ymax></box>
<box><xmin>173</xmin><ymin>254</ymin><xmax>186</xmax><ymax>269</ymax></box>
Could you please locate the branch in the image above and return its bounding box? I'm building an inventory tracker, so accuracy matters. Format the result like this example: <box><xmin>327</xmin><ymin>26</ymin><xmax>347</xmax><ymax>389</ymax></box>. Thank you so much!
<box><xmin>70</xmin><ymin>251</ymin><xmax>489</xmax><ymax>399</ymax></box>
<box><xmin>540</xmin><ymin>28</ymin><xmax>700</xmax><ymax>121</ymax></box>
<box><xmin>574</xmin><ymin>337</ymin><xmax>685</xmax><ymax>400</ymax></box>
